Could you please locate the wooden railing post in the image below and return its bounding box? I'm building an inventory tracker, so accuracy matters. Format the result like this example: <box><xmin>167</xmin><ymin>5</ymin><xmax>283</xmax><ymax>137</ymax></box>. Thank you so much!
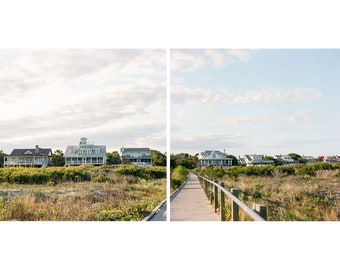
<box><xmin>206</xmin><ymin>179</ymin><xmax>209</xmax><ymax>199</ymax></box>
<box><xmin>214</xmin><ymin>180</ymin><xmax>218</xmax><ymax>213</ymax></box>
<box><xmin>203</xmin><ymin>177</ymin><xmax>207</xmax><ymax>196</ymax></box>
<box><xmin>210</xmin><ymin>181</ymin><xmax>213</xmax><ymax>205</ymax></box>
<box><xmin>220</xmin><ymin>182</ymin><xmax>226</xmax><ymax>221</ymax></box>
<box><xmin>231</xmin><ymin>188</ymin><xmax>239</xmax><ymax>221</ymax></box>
<box><xmin>253</xmin><ymin>204</ymin><xmax>267</xmax><ymax>220</ymax></box>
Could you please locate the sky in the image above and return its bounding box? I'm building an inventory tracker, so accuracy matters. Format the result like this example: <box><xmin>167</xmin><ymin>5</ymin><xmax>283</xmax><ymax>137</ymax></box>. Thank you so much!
<box><xmin>0</xmin><ymin>49</ymin><xmax>166</xmax><ymax>154</ymax></box>
<box><xmin>171</xmin><ymin>49</ymin><xmax>340</xmax><ymax>157</ymax></box>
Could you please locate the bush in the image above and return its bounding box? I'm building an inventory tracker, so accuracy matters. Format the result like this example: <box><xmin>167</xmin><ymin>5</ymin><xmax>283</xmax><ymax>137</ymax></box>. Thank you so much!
<box><xmin>170</xmin><ymin>165</ymin><xmax>188</xmax><ymax>190</ymax></box>
<box><xmin>203</xmin><ymin>166</ymin><xmax>226</xmax><ymax>179</ymax></box>
<box><xmin>0</xmin><ymin>167</ymin><xmax>91</xmax><ymax>185</ymax></box>
<box><xmin>92</xmin><ymin>174</ymin><xmax>111</xmax><ymax>183</ymax></box>
<box><xmin>146</xmin><ymin>167</ymin><xmax>166</xmax><ymax>179</ymax></box>
<box><xmin>297</xmin><ymin>165</ymin><xmax>317</xmax><ymax>177</ymax></box>
<box><xmin>279</xmin><ymin>166</ymin><xmax>296</xmax><ymax>176</ymax></box>
<box><xmin>114</xmin><ymin>166</ymin><xmax>166</xmax><ymax>180</ymax></box>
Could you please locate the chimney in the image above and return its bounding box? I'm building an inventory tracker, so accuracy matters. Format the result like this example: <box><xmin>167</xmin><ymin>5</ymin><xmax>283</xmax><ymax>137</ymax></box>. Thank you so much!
<box><xmin>35</xmin><ymin>145</ymin><xmax>39</xmax><ymax>154</ymax></box>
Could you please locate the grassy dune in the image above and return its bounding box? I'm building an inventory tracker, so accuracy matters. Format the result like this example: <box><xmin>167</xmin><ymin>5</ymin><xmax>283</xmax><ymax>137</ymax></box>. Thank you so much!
<box><xmin>195</xmin><ymin>164</ymin><xmax>340</xmax><ymax>221</ymax></box>
<box><xmin>0</xmin><ymin>165</ymin><xmax>166</xmax><ymax>221</ymax></box>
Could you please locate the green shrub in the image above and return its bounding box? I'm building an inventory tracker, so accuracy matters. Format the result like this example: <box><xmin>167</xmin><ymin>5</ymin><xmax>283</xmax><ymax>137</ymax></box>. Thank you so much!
<box><xmin>114</xmin><ymin>166</ymin><xmax>166</xmax><ymax>180</ymax></box>
<box><xmin>170</xmin><ymin>165</ymin><xmax>188</xmax><ymax>190</ymax></box>
<box><xmin>297</xmin><ymin>165</ymin><xmax>317</xmax><ymax>177</ymax></box>
<box><xmin>146</xmin><ymin>167</ymin><xmax>166</xmax><ymax>179</ymax></box>
<box><xmin>226</xmin><ymin>167</ymin><xmax>242</xmax><ymax>179</ymax></box>
<box><xmin>279</xmin><ymin>166</ymin><xmax>296</xmax><ymax>176</ymax></box>
<box><xmin>0</xmin><ymin>167</ymin><xmax>91</xmax><ymax>185</ymax></box>
<box><xmin>46</xmin><ymin>181</ymin><xmax>56</xmax><ymax>186</ymax></box>
<box><xmin>92</xmin><ymin>174</ymin><xmax>111</xmax><ymax>183</ymax></box>
<box><xmin>203</xmin><ymin>166</ymin><xmax>226</xmax><ymax>179</ymax></box>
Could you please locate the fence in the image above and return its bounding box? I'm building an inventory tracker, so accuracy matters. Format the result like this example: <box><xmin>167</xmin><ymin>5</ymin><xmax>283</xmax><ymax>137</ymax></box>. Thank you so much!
<box><xmin>194</xmin><ymin>173</ymin><xmax>267</xmax><ymax>221</ymax></box>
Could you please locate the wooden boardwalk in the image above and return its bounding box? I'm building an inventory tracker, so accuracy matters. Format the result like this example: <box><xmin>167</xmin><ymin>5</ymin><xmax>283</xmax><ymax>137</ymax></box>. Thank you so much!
<box><xmin>170</xmin><ymin>172</ymin><xmax>220</xmax><ymax>221</ymax></box>
<box><xmin>146</xmin><ymin>200</ymin><xmax>167</xmax><ymax>221</ymax></box>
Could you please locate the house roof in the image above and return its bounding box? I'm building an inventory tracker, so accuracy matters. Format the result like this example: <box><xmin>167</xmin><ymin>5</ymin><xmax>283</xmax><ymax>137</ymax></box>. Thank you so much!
<box><xmin>120</xmin><ymin>148</ymin><xmax>151</xmax><ymax>158</ymax></box>
<box><xmin>64</xmin><ymin>145</ymin><xmax>106</xmax><ymax>157</ymax></box>
<box><xmin>121</xmin><ymin>148</ymin><xmax>151</xmax><ymax>152</ymax></box>
<box><xmin>198</xmin><ymin>150</ymin><xmax>229</xmax><ymax>160</ymax></box>
<box><xmin>8</xmin><ymin>147</ymin><xmax>52</xmax><ymax>156</ymax></box>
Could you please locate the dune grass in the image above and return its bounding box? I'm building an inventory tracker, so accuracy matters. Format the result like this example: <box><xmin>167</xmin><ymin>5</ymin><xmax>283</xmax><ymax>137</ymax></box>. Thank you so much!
<box><xmin>0</xmin><ymin>165</ymin><xmax>166</xmax><ymax>221</ymax></box>
<box><xmin>195</xmin><ymin>164</ymin><xmax>339</xmax><ymax>221</ymax></box>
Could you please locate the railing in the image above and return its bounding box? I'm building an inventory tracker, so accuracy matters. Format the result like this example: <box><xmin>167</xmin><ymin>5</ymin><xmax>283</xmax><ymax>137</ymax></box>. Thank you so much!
<box><xmin>194</xmin><ymin>172</ymin><xmax>267</xmax><ymax>221</ymax></box>
<box><xmin>65</xmin><ymin>161</ymin><xmax>105</xmax><ymax>165</ymax></box>
<box><xmin>4</xmin><ymin>160</ymin><xmax>48</xmax><ymax>167</ymax></box>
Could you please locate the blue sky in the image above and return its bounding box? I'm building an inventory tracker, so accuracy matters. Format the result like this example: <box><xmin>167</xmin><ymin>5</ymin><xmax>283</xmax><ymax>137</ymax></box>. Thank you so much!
<box><xmin>171</xmin><ymin>49</ymin><xmax>340</xmax><ymax>157</ymax></box>
<box><xmin>0</xmin><ymin>49</ymin><xmax>166</xmax><ymax>154</ymax></box>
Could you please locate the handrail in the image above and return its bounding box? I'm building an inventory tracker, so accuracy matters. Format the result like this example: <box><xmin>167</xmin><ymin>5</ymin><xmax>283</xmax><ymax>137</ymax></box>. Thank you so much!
<box><xmin>194</xmin><ymin>172</ymin><xmax>266</xmax><ymax>221</ymax></box>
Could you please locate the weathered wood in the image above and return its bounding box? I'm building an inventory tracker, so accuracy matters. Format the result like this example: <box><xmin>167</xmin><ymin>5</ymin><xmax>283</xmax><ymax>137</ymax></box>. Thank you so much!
<box><xmin>210</xmin><ymin>181</ymin><xmax>213</xmax><ymax>204</ymax></box>
<box><xmin>220</xmin><ymin>182</ymin><xmax>226</xmax><ymax>221</ymax></box>
<box><xmin>253</xmin><ymin>204</ymin><xmax>267</xmax><ymax>220</ymax></box>
<box><xmin>203</xmin><ymin>177</ymin><xmax>207</xmax><ymax>197</ymax></box>
<box><xmin>231</xmin><ymin>188</ymin><xmax>239</xmax><ymax>221</ymax></box>
<box><xmin>170</xmin><ymin>173</ymin><xmax>220</xmax><ymax>221</ymax></box>
<box><xmin>193</xmin><ymin>173</ymin><xmax>267</xmax><ymax>221</ymax></box>
<box><xmin>214</xmin><ymin>180</ymin><xmax>218</xmax><ymax>213</ymax></box>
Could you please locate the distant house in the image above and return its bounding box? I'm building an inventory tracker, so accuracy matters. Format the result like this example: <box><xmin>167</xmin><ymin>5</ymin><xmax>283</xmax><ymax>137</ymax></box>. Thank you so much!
<box><xmin>274</xmin><ymin>155</ymin><xmax>296</xmax><ymax>165</ymax></box>
<box><xmin>240</xmin><ymin>154</ymin><xmax>275</xmax><ymax>166</ymax></box>
<box><xmin>64</xmin><ymin>137</ymin><xmax>106</xmax><ymax>166</ymax></box>
<box><xmin>198</xmin><ymin>150</ymin><xmax>232</xmax><ymax>167</ymax></box>
<box><xmin>323</xmin><ymin>156</ymin><xmax>339</xmax><ymax>163</ymax></box>
<box><xmin>119</xmin><ymin>147</ymin><xmax>152</xmax><ymax>167</ymax></box>
<box><xmin>4</xmin><ymin>145</ymin><xmax>52</xmax><ymax>168</ymax></box>
<box><xmin>304</xmin><ymin>156</ymin><xmax>315</xmax><ymax>163</ymax></box>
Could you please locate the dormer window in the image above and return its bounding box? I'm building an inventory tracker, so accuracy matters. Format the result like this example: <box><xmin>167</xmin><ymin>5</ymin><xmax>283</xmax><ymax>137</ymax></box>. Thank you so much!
<box><xmin>24</xmin><ymin>150</ymin><xmax>33</xmax><ymax>155</ymax></box>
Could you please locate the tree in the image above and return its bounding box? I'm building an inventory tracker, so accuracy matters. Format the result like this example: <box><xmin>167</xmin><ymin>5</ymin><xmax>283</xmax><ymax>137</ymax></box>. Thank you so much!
<box><xmin>288</xmin><ymin>153</ymin><xmax>302</xmax><ymax>161</ymax></box>
<box><xmin>298</xmin><ymin>157</ymin><xmax>307</xmax><ymax>164</ymax></box>
<box><xmin>0</xmin><ymin>150</ymin><xmax>6</xmax><ymax>168</ymax></box>
<box><xmin>106</xmin><ymin>151</ymin><xmax>121</xmax><ymax>165</ymax></box>
<box><xmin>226</xmin><ymin>154</ymin><xmax>239</xmax><ymax>166</ymax></box>
<box><xmin>315</xmin><ymin>157</ymin><xmax>323</xmax><ymax>163</ymax></box>
<box><xmin>150</xmin><ymin>150</ymin><xmax>166</xmax><ymax>166</ymax></box>
<box><xmin>51</xmin><ymin>150</ymin><xmax>65</xmax><ymax>166</ymax></box>
<box><xmin>263</xmin><ymin>155</ymin><xmax>279</xmax><ymax>165</ymax></box>
<box><xmin>170</xmin><ymin>153</ymin><xmax>198</xmax><ymax>169</ymax></box>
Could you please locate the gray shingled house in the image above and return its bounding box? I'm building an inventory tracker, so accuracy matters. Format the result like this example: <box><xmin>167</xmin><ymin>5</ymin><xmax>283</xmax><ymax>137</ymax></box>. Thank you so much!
<box><xmin>64</xmin><ymin>137</ymin><xmax>106</xmax><ymax>166</ymax></box>
<box><xmin>198</xmin><ymin>150</ymin><xmax>232</xmax><ymax>167</ymax></box>
<box><xmin>119</xmin><ymin>147</ymin><xmax>152</xmax><ymax>167</ymax></box>
<box><xmin>4</xmin><ymin>145</ymin><xmax>52</xmax><ymax>168</ymax></box>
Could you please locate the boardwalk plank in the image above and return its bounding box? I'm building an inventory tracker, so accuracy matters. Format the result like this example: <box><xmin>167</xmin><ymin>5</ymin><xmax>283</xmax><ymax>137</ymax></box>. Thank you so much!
<box><xmin>170</xmin><ymin>172</ymin><xmax>220</xmax><ymax>221</ymax></box>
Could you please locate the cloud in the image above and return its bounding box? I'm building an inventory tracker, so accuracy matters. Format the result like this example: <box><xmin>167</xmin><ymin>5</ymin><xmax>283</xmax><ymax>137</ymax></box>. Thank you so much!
<box><xmin>171</xmin><ymin>133</ymin><xmax>250</xmax><ymax>154</ymax></box>
<box><xmin>171</xmin><ymin>49</ymin><xmax>252</xmax><ymax>72</ymax></box>
<box><xmin>261</xmin><ymin>137</ymin><xmax>340</xmax><ymax>156</ymax></box>
<box><xmin>216</xmin><ymin>110</ymin><xmax>314</xmax><ymax>126</ymax></box>
<box><xmin>171</xmin><ymin>86</ymin><xmax>323</xmax><ymax>106</ymax></box>
<box><xmin>0</xmin><ymin>49</ymin><xmax>166</xmax><ymax>153</ymax></box>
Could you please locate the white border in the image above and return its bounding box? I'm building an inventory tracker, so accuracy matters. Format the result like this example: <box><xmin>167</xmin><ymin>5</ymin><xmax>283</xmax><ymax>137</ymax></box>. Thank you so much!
<box><xmin>1</xmin><ymin>1</ymin><xmax>339</xmax><ymax>269</ymax></box>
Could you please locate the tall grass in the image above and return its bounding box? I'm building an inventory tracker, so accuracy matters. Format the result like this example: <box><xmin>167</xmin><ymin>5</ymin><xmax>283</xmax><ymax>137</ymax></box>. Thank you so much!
<box><xmin>196</xmin><ymin>164</ymin><xmax>340</xmax><ymax>221</ymax></box>
<box><xmin>0</xmin><ymin>165</ymin><xmax>166</xmax><ymax>221</ymax></box>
